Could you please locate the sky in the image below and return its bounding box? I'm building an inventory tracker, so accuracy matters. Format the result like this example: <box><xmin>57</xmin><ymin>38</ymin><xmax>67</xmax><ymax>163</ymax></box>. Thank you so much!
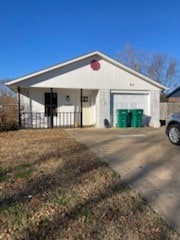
<box><xmin>0</xmin><ymin>0</ymin><xmax>180</xmax><ymax>80</ymax></box>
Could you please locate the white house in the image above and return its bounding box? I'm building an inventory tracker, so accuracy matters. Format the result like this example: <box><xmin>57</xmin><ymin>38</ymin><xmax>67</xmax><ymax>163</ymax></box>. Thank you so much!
<box><xmin>6</xmin><ymin>51</ymin><xmax>168</xmax><ymax>128</ymax></box>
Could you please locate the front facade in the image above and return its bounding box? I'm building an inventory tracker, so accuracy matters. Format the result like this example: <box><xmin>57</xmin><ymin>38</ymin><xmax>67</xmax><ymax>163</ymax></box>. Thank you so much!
<box><xmin>7</xmin><ymin>51</ymin><xmax>168</xmax><ymax>128</ymax></box>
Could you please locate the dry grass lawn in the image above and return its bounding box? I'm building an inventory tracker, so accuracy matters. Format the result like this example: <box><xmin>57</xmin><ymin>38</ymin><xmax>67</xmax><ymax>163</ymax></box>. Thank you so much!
<box><xmin>0</xmin><ymin>129</ymin><xmax>179</xmax><ymax>240</ymax></box>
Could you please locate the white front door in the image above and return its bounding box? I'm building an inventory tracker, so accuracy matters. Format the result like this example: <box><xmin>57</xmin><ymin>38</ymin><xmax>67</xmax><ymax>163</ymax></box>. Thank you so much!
<box><xmin>82</xmin><ymin>95</ymin><xmax>92</xmax><ymax>126</ymax></box>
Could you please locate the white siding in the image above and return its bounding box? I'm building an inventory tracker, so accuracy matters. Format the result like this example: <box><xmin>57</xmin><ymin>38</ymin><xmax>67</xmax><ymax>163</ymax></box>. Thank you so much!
<box><xmin>20</xmin><ymin>88</ymin><xmax>97</xmax><ymax>127</ymax></box>
<box><xmin>16</xmin><ymin>57</ymin><xmax>160</xmax><ymax>91</ymax></box>
<box><xmin>15</xmin><ymin>53</ymin><xmax>163</xmax><ymax>128</ymax></box>
<box><xmin>19</xmin><ymin>88</ymin><xmax>30</xmax><ymax>112</ymax></box>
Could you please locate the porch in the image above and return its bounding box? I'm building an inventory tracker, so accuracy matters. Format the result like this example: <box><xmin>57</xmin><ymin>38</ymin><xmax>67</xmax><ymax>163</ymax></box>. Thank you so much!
<box><xmin>21</xmin><ymin>112</ymin><xmax>81</xmax><ymax>129</ymax></box>
<box><xmin>18</xmin><ymin>88</ymin><xmax>99</xmax><ymax>129</ymax></box>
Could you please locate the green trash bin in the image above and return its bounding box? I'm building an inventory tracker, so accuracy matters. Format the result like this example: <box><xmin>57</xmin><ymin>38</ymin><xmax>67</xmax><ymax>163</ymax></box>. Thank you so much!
<box><xmin>116</xmin><ymin>109</ymin><xmax>129</xmax><ymax>128</ymax></box>
<box><xmin>130</xmin><ymin>109</ymin><xmax>144</xmax><ymax>127</ymax></box>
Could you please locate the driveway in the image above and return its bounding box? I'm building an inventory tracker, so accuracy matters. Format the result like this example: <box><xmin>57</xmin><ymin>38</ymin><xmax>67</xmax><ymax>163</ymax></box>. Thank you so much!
<box><xmin>68</xmin><ymin>127</ymin><xmax>180</xmax><ymax>234</ymax></box>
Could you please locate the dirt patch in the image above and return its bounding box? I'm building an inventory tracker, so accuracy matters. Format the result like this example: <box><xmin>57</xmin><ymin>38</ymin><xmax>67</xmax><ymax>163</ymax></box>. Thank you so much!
<box><xmin>0</xmin><ymin>129</ymin><xmax>179</xmax><ymax>240</ymax></box>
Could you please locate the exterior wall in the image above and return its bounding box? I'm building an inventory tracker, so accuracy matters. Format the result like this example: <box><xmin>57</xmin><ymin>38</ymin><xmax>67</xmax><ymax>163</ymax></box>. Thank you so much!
<box><xmin>19</xmin><ymin>87</ymin><xmax>161</xmax><ymax>128</ymax></box>
<box><xmin>16</xmin><ymin>57</ymin><xmax>160</xmax><ymax>91</ymax></box>
<box><xmin>96</xmin><ymin>89</ymin><xmax>110</xmax><ymax>127</ymax></box>
<box><xmin>149</xmin><ymin>90</ymin><xmax>161</xmax><ymax>127</ymax></box>
<box><xmin>168</xmin><ymin>97</ymin><xmax>180</xmax><ymax>103</ymax></box>
<box><xmin>27</xmin><ymin>88</ymin><xmax>80</xmax><ymax>113</ymax></box>
<box><xmin>16</xmin><ymin>54</ymin><xmax>164</xmax><ymax>128</ymax></box>
<box><xmin>19</xmin><ymin>87</ymin><xmax>97</xmax><ymax>128</ymax></box>
<box><xmin>19</xmin><ymin>88</ymin><xmax>30</xmax><ymax>112</ymax></box>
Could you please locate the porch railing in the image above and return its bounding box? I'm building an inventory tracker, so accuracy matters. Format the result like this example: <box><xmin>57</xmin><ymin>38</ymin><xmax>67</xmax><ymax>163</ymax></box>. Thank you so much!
<box><xmin>21</xmin><ymin>112</ymin><xmax>81</xmax><ymax>129</ymax></box>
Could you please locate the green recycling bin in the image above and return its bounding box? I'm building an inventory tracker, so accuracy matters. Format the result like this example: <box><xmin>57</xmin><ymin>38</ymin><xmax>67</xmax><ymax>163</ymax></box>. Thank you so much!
<box><xmin>130</xmin><ymin>109</ymin><xmax>143</xmax><ymax>127</ymax></box>
<box><xmin>116</xmin><ymin>109</ymin><xmax>129</xmax><ymax>128</ymax></box>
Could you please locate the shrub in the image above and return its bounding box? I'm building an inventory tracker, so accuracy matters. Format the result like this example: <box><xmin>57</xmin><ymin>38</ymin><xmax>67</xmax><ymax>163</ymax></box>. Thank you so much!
<box><xmin>0</xmin><ymin>96</ymin><xmax>18</xmax><ymax>131</ymax></box>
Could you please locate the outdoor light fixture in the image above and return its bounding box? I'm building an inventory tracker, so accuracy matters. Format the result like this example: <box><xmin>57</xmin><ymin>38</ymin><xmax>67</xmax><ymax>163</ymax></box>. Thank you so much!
<box><xmin>65</xmin><ymin>95</ymin><xmax>70</xmax><ymax>101</ymax></box>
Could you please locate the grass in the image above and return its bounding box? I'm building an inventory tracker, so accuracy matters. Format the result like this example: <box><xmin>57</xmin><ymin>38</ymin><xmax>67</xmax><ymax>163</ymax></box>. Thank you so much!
<box><xmin>0</xmin><ymin>129</ymin><xmax>179</xmax><ymax>240</ymax></box>
<box><xmin>14</xmin><ymin>164</ymin><xmax>33</xmax><ymax>179</ymax></box>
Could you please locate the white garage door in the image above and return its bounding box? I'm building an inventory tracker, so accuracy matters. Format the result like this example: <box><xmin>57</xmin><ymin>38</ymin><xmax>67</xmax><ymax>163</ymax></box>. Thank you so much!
<box><xmin>111</xmin><ymin>93</ymin><xmax>149</xmax><ymax>126</ymax></box>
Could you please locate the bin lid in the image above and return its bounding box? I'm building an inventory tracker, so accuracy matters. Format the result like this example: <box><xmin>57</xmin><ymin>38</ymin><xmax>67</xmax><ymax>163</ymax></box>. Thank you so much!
<box><xmin>116</xmin><ymin>109</ymin><xmax>129</xmax><ymax>112</ymax></box>
<box><xmin>129</xmin><ymin>109</ymin><xmax>143</xmax><ymax>112</ymax></box>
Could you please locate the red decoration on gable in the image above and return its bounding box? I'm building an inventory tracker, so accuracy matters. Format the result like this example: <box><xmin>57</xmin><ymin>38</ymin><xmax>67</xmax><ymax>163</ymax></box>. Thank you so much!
<box><xmin>90</xmin><ymin>60</ymin><xmax>101</xmax><ymax>70</ymax></box>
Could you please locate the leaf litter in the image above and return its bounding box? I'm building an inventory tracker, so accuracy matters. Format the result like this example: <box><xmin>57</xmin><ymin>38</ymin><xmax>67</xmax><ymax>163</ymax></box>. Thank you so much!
<box><xmin>0</xmin><ymin>129</ymin><xmax>179</xmax><ymax>240</ymax></box>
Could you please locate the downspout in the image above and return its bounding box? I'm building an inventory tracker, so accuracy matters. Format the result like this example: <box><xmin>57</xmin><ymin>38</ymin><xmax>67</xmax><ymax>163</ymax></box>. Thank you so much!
<box><xmin>80</xmin><ymin>89</ymin><xmax>83</xmax><ymax>128</ymax></box>
<box><xmin>17</xmin><ymin>86</ymin><xmax>21</xmax><ymax>129</ymax></box>
<box><xmin>50</xmin><ymin>88</ymin><xmax>53</xmax><ymax>128</ymax></box>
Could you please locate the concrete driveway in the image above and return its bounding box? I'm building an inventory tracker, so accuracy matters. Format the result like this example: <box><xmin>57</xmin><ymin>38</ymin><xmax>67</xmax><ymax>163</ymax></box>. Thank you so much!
<box><xmin>68</xmin><ymin>127</ymin><xmax>180</xmax><ymax>234</ymax></box>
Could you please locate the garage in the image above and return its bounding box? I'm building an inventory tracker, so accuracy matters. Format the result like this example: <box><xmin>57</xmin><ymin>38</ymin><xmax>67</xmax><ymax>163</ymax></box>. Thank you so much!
<box><xmin>111</xmin><ymin>91</ymin><xmax>150</xmax><ymax>127</ymax></box>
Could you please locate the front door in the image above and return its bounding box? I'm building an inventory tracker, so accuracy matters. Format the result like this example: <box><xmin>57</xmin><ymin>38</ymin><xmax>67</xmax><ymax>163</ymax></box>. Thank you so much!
<box><xmin>82</xmin><ymin>95</ymin><xmax>92</xmax><ymax>126</ymax></box>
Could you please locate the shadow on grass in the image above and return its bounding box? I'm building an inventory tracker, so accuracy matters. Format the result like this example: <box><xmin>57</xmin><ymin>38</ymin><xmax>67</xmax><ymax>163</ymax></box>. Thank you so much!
<box><xmin>22</xmin><ymin>180</ymin><xmax>172</xmax><ymax>240</ymax></box>
<box><xmin>0</xmin><ymin>143</ymin><xmax>107</xmax><ymax>208</ymax></box>
<box><xmin>0</xmin><ymin>129</ymin><xmax>179</xmax><ymax>240</ymax></box>
<box><xmin>0</xmin><ymin>155</ymin><xmax>175</xmax><ymax>240</ymax></box>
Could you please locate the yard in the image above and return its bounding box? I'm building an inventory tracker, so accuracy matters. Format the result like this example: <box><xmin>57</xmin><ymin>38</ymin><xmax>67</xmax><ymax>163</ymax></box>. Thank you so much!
<box><xmin>0</xmin><ymin>129</ymin><xmax>179</xmax><ymax>240</ymax></box>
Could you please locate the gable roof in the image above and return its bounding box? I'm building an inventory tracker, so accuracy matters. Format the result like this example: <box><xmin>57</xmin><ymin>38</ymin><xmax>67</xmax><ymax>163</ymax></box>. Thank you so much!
<box><xmin>6</xmin><ymin>51</ymin><xmax>168</xmax><ymax>90</ymax></box>
<box><xmin>167</xmin><ymin>86</ymin><xmax>180</xmax><ymax>98</ymax></box>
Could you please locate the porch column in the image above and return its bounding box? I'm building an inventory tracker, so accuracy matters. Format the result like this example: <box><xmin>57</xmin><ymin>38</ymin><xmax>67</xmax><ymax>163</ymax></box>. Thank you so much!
<box><xmin>17</xmin><ymin>86</ymin><xmax>21</xmax><ymax>129</ymax></box>
<box><xmin>80</xmin><ymin>89</ymin><xmax>83</xmax><ymax>128</ymax></box>
<box><xmin>50</xmin><ymin>88</ymin><xmax>53</xmax><ymax>128</ymax></box>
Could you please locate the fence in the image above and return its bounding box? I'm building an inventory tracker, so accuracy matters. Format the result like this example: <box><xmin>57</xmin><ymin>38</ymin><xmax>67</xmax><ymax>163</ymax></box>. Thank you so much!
<box><xmin>160</xmin><ymin>103</ymin><xmax>180</xmax><ymax>120</ymax></box>
<box><xmin>21</xmin><ymin>112</ymin><xmax>81</xmax><ymax>129</ymax></box>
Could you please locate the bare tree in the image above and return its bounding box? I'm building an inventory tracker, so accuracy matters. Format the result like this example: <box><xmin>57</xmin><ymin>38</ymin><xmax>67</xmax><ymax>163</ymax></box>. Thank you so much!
<box><xmin>148</xmin><ymin>54</ymin><xmax>166</xmax><ymax>82</ymax></box>
<box><xmin>118</xmin><ymin>43</ymin><xmax>179</xmax><ymax>90</ymax></box>
<box><xmin>0</xmin><ymin>79</ymin><xmax>18</xmax><ymax>131</ymax></box>
<box><xmin>165</xmin><ymin>58</ymin><xmax>177</xmax><ymax>89</ymax></box>
<box><xmin>0</xmin><ymin>79</ymin><xmax>15</xmax><ymax>97</ymax></box>
<box><xmin>118</xmin><ymin>43</ymin><xmax>143</xmax><ymax>72</ymax></box>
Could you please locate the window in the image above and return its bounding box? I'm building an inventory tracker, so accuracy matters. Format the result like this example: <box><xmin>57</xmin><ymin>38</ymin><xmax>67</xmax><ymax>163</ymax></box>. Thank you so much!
<box><xmin>81</xmin><ymin>96</ymin><xmax>89</xmax><ymax>103</ymax></box>
<box><xmin>45</xmin><ymin>92</ymin><xmax>57</xmax><ymax>116</ymax></box>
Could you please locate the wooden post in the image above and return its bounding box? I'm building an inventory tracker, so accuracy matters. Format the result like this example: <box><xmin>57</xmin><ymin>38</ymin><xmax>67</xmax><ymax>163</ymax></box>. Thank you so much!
<box><xmin>17</xmin><ymin>86</ymin><xmax>21</xmax><ymax>129</ymax></box>
<box><xmin>50</xmin><ymin>88</ymin><xmax>53</xmax><ymax>128</ymax></box>
<box><xmin>80</xmin><ymin>89</ymin><xmax>83</xmax><ymax>128</ymax></box>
